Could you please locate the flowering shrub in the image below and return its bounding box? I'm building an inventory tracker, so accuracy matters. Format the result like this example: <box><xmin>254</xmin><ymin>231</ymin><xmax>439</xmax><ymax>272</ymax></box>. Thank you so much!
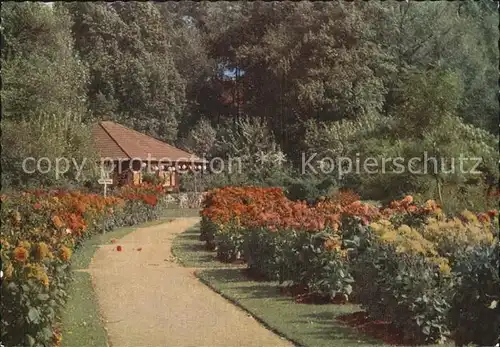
<box><xmin>201</xmin><ymin>186</ymin><xmax>499</xmax><ymax>345</ymax></box>
<box><xmin>200</xmin><ymin>187</ymin><xmax>378</xmax><ymax>297</ymax></box>
<box><xmin>200</xmin><ymin>186</ymin><xmax>378</xmax><ymax>259</ymax></box>
<box><xmin>244</xmin><ymin>227</ymin><xmax>353</xmax><ymax>302</ymax></box>
<box><xmin>351</xmin><ymin>210</ymin><xmax>498</xmax><ymax>344</ymax></box>
<box><xmin>118</xmin><ymin>182</ymin><xmax>166</xmax><ymax>207</ymax></box>
<box><xmin>200</xmin><ymin>186</ymin><xmax>343</xmax><ymax>261</ymax></box>
<box><xmin>244</xmin><ymin>227</ymin><xmax>285</xmax><ymax>280</ymax></box>
<box><xmin>422</xmin><ymin>212</ymin><xmax>496</xmax><ymax>263</ymax></box>
<box><xmin>0</xmin><ymin>184</ymin><xmax>169</xmax><ymax>347</ymax></box>
<box><xmin>281</xmin><ymin>231</ymin><xmax>353</xmax><ymax>302</ymax></box>
<box><xmin>380</xmin><ymin>196</ymin><xmax>444</xmax><ymax>228</ymax></box>
<box><xmin>215</xmin><ymin>223</ymin><xmax>246</xmax><ymax>262</ymax></box>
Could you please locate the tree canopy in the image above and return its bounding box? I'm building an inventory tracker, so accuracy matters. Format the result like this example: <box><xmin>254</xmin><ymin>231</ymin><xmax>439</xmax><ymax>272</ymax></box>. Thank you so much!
<box><xmin>2</xmin><ymin>1</ymin><xmax>498</xmax><ymax>209</ymax></box>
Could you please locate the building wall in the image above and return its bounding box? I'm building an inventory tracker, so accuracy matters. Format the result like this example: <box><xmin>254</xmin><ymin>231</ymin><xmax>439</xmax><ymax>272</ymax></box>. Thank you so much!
<box><xmin>102</xmin><ymin>158</ymin><xmax>198</xmax><ymax>189</ymax></box>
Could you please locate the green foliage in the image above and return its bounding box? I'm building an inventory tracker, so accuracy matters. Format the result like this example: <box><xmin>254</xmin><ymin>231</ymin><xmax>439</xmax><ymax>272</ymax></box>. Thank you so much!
<box><xmin>181</xmin><ymin>117</ymin><xmax>217</xmax><ymax>157</ymax></box>
<box><xmin>303</xmin><ymin>67</ymin><xmax>498</xmax><ymax>203</ymax></box>
<box><xmin>414</xmin><ymin>182</ymin><xmax>499</xmax><ymax>216</ymax></box>
<box><xmin>141</xmin><ymin>173</ymin><xmax>162</xmax><ymax>186</ymax></box>
<box><xmin>352</xmin><ymin>242</ymin><xmax>454</xmax><ymax>345</ymax></box>
<box><xmin>63</xmin><ymin>2</ymin><xmax>186</xmax><ymax>142</ymax></box>
<box><xmin>380</xmin><ymin>1</ymin><xmax>498</xmax><ymax>133</ymax></box>
<box><xmin>392</xmin><ymin>69</ymin><xmax>464</xmax><ymax>138</ymax></box>
<box><xmin>1</xmin><ymin>2</ymin><xmax>89</xmax><ymax>122</ymax></box>
<box><xmin>199</xmin><ymin>216</ymin><xmax>218</xmax><ymax>250</ymax></box>
<box><xmin>1</xmin><ymin>119</ymin><xmax>99</xmax><ymax>189</ymax></box>
<box><xmin>243</xmin><ymin>228</ymin><xmax>283</xmax><ymax>281</ymax></box>
<box><xmin>450</xmin><ymin>243</ymin><xmax>500</xmax><ymax>346</ymax></box>
<box><xmin>290</xmin><ymin>232</ymin><xmax>354</xmax><ymax>302</ymax></box>
<box><xmin>1</xmin><ymin>3</ymin><xmax>98</xmax><ymax>190</ymax></box>
<box><xmin>1</xmin><ymin>264</ymin><xmax>71</xmax><ymax>347</ymax></box>
<box><xmin>284</xmin><ymin>175</ymin><xmax>336</xmax><ymax>202</ymax></box>
<box><xmin>0</xmin><ymin>190</ymin><xmax>170</xmax><ymax>347</ymax></box>
<box><xmin>5</xmin><ymin>1</ymin><xmax>497</xmax><ymax>198</ymax></box>
<box><xmin>189</xmin><ymin>1</ymin><xmax>498</xmax><ymax>160</ymax></box>
<box><xmin>4</xmin><ymin>2</ymin><xmax>498</xmax><ymax>193</ymax></box>
<box><xmin>243</xmin><ymin>228</ymin><xmax>353</xmax><ymax>302</ymax></box>
<box><xmin>215</xmin><ymin>225</ymin><xmax>246</xmax><ymax>263</ymax></box>
<box><xmin>179</xmin><ymin>116</ymin><xmax>295</xmax><ymax>191</ymax></box>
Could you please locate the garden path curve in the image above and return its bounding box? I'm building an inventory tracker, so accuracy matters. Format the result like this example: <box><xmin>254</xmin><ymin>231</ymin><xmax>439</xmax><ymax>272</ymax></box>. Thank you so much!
<box><xmin>89</xmin><ymin>217</ymin><xmax>293</xmax><ymax>347</ymax></box>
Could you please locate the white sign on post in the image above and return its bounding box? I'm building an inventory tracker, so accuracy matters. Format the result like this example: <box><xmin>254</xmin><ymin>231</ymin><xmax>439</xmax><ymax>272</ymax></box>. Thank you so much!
<box><xmin>98</xmin><ymin>178</ymin><xmax>113</xmax><ymax>184</ymax></box>
<box><xmin>98</xmin><ymin>178</ymin><xmax>113</xmax><ymax>197</ymax></box>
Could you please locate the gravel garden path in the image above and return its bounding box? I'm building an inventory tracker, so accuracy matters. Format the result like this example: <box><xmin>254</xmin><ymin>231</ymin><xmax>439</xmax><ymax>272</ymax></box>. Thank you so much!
<box><xmin>89</xmin><ymin>217</ymin><xmax>293</xmax><ymax>347</ymax></box>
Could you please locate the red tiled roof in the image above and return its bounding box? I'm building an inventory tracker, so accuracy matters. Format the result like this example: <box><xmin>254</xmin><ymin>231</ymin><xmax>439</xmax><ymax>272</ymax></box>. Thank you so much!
<box><xmin>92</xmin><ymin>121</ymin><xmax>206</xmax><ymax>163</ymax></box>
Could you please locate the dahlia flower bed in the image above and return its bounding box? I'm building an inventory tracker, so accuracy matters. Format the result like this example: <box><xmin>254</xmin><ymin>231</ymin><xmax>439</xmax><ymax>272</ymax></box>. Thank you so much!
<box><xmin>0</xmin><ymin>183</ymin><xmax>169</xmax><ymax>347</ymax></box>
<box><xmin>200</xmin><ymin>186</ymin><xmax>499</xmax><ymax>346</ymax></box>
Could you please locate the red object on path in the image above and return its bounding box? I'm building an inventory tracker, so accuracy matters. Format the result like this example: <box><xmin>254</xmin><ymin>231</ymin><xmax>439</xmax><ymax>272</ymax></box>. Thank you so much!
<box><xmin>116</xmin><ymin>245</ymin><xmax>122</xmax><ymax>252</ymax></box>
<box><xmin>137</xmin><ymin>247</ymin><xmax>142</xmax><ymax>251</ymax></box>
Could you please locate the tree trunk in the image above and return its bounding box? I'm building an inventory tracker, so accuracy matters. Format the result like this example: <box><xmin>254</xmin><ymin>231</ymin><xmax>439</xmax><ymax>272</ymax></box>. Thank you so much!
<box><xmin>436</xmin><ymin>176</ymin><xmax>443</xmax><ymax>205</ymax></box>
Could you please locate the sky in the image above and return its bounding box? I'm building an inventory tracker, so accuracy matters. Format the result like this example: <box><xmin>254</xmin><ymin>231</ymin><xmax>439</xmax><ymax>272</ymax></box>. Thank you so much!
<box><xmin>223</xmin><ymin>68</ymin><xmax>246</xmax><ymax>79</ymax></box>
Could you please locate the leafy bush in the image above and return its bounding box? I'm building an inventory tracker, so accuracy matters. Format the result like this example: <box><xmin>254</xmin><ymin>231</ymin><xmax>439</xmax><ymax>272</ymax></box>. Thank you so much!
<box><xmin>352</xmin><ymin>241</ymin><xmax>454</xmax><ymax>345</ymax></box>
<box><xmin>0</xmin><ymin>238</ymin><xmax>72</xmax><ymax>347</ymax></box>
<box><xmin>1</xmin><ymin>119</ymin><xmax>99</xmax><ymax>190</ymax></box>
<box><xmin>284</xmin><ymin>175</ymin><xmax>336</xmax><ymax>202</ymax></box>
<box><xmin>414</xmin><ymin>181</ymin><xmax>499</xmax><ymax>216</ymax></box>
<box><xmin>350</xmin><ymin>210</ymin><xmax>497</xmax><ymax>345</ymax></box>
<box><xmin>244</xmin><ymin>227</ymin><xmax>283</xmax><ymax>280</ymax></box>
<box><xmin>449</xmin><ymin>243</ymin><xmax>500</xmax><ymax>346</ymax></box>
<box><xmin>215</xmin><ymin>224</ymin><xmax>246</xmax><ymax>262</ymax></box>
<box><xmin>290</xmin><ymin>231</ymin><xmax>353</xmax><ymax>302</ymax></box>
<box><xmin>0</xmin><ymin>185</ymin><xmax>170</xmax><ymax>347</ymax></box>
<box><xmin>244</xmin><ymin>227</ymin><xmax>353</xmax><ymax>302</ymax></box>
<box><xmin>243</xmin><ymin>228</ymin><xmax>307</xmax><ymax>283</ymax></box>
<box><xmin>421</xmin><ymin>212</ymin><xmax>496</xmax><ymax>264</ymax></box>
<box><xmin>141</xmin><ymin>172</ymin><xmax>162</xmax><ymax>185</ymax></box>
<box><xmin>201</xmin><ymin>186</ymin><xmax>500</xmax><ymax>344</ymax></box>
<box><xmin>199</xmin><ymin>215</ymin><xmax>218</xmax><ymax>250</ymax></box>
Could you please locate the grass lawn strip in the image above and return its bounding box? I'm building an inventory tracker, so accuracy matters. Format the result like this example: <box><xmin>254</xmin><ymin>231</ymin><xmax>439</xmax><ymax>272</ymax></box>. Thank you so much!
<box><xmin>171</xmin><ymin>224</ymin><xmax>244</xmax><ymax>269</ymax></box>
<box><xmin>60</xmin><ymin>271</ymin><xmax>108</xmax><ymax>347</ymax></box>
<box><xmin>196</xmin><ymin>269</ymin><xmax>383</xmax><ymax>347</ymax></box>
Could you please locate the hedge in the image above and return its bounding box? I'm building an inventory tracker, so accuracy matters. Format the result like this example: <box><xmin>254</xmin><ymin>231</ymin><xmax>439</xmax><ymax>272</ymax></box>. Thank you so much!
<box><xmin>200</xmin><ymin>186</ymin><xmax>499</xmax><ymax>346</ymax></box>
<box><xmin>0</xmin><ymin>184</ymin><xmax>170</xmax><ymax>347</ymax></box>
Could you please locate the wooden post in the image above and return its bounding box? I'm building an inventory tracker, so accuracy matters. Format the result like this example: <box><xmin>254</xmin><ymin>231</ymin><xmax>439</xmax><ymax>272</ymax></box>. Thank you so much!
<box><xmin>194</xmin><ymin>169</ymin><xmax>197</xmax><ymax>193</ymax></box>
<box><xmin>97</xmin><ymin>177</ymin><xmax>112</xmax><ymax>234</ymax></box>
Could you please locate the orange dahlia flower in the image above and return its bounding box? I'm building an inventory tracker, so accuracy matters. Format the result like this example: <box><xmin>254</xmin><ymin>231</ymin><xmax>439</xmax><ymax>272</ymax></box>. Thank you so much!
<box><xmin>59</xmin><ymin>246</ymin><xmax>72</xmax><ymax>261</ymax></box>
<box><xmin>13</xmin><ymin>246</ymin><xmax>29</xmax><ymax>262</ymax></box>
<box><xmin>52</xmin><ymin>215</ymin><xmax>65</xmax><ymax>228</ymax></box>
